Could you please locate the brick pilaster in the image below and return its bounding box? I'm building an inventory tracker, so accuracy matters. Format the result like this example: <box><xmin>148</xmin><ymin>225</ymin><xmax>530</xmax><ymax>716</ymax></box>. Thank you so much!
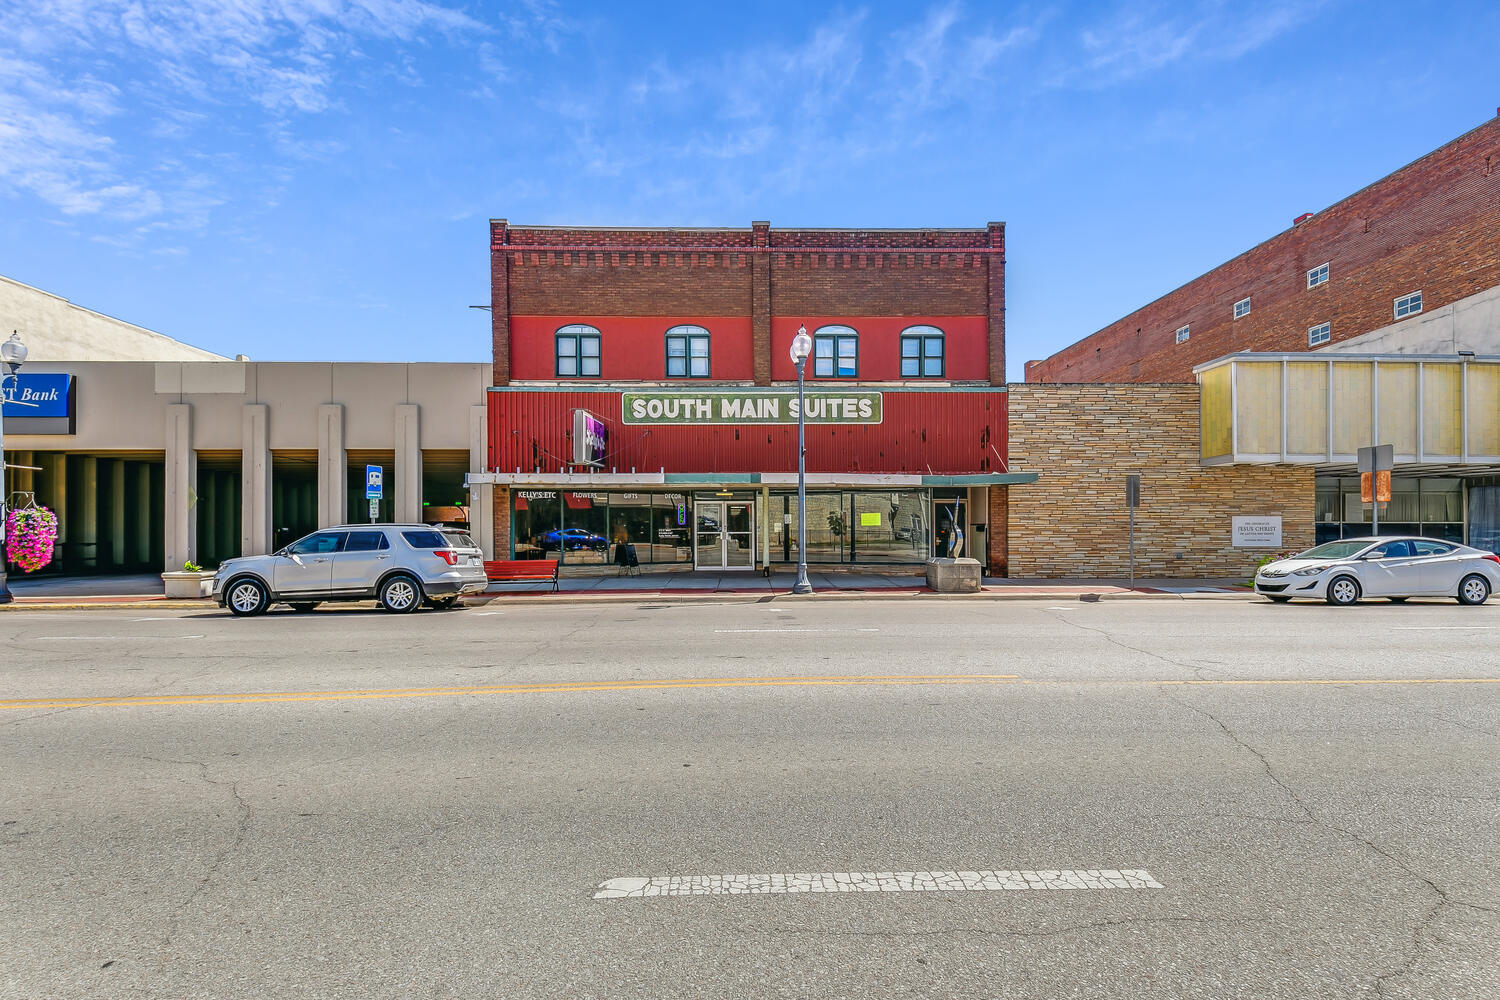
<box><xmin>492</xmin><ymin>486</ymin><xmax>510</xmax><ymax>558</ymax></box>
<box><xmin>987</xmin><ymin>221</ymin><xmax>1006</xmax><ymax>386</ymax></box>
<box><xmin>490</xmin><ymin>219</ymin><xmax>510</xmax><ymax>386</ymax></box>
<box><xmin>987</xmin><ymin>486</ymin><xmax>1008</xmax><ymax>577</ymax></box>
<box><xmin>751</xmin><ymin>220</ymin><xmax>771</xmax><ymax>385</ymax></box>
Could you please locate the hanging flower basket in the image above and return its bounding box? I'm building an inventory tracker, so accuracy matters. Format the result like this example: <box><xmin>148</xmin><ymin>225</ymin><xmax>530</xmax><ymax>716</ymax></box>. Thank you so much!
<box><xmin>6</xmin><ymin>506</ymin><xmax>58</xmax><ymax>573</ymax></box>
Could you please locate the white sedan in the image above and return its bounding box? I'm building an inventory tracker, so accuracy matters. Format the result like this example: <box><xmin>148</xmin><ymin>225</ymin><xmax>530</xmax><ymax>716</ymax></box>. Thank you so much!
<box><xmin>1254</xmin><ymin>536</ymin><xmax>1500</xmax><ymax>606</ymax></box>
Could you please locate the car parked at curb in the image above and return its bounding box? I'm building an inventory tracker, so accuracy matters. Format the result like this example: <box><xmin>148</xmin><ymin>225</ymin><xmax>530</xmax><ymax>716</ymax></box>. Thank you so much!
<box><xmin>1254</xmin><ymin>536</ymin><xmax>1500</xmax><ymax>606</ymax></box>
<box><xmin>213</xmin><ymin>525</ymin><xmax>487</xmax><ymax>616</ymax></box>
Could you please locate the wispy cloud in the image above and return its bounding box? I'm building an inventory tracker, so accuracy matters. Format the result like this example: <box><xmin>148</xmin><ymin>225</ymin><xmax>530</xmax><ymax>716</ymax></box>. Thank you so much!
<box><xmin>0</xmin><ymin>0</ymin><xmax>522</xmax><ymax>236</ymax></box>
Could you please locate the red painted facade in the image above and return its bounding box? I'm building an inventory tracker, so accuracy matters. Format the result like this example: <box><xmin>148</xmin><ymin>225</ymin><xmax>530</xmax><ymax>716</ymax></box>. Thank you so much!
<box><xmin>511</xmin><ymin>316</ymin><xmax>755</xmax><ymax>381</ymax></box>
<box><xmin>487</xmin><ymin>388</ymin><xmax>1008</xmax><ymax>476</ymax></box>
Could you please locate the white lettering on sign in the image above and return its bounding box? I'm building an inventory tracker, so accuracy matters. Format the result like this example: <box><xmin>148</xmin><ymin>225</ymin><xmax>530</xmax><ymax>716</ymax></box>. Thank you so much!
<box><xmin>18</xmin><ymin>388</ymin><xmax>60</xmax><ymax>402</ymax></box>
<box><xmin>1232</xmin><ymin>516</ymin><xmax>1283</xmax><ymax>548</ymax></box>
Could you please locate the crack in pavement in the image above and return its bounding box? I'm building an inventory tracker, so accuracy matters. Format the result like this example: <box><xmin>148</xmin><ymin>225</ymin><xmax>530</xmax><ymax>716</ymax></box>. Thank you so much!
<box><xmin>765</xmin><ymin>915</ymin><xmax>1268</xmax><ymax>940</ymax></box>
<box><xmin>1155</xmin><ymin>687</ymin><xmax>1497</xmax><ymax>998</ymax></box>
<box><xmin>129</xmin><ymin>755</ymin><xmax>252</xmax><ymax>948</ymax></box>
<box><xmin>1043</xmin><ymin>611</ymin><xmax>1229</xmax><ymax>681</ymax></box>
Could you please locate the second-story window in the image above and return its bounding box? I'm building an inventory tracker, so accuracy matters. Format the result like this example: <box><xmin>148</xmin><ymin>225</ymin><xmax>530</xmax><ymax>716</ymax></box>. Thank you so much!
<box><xmin>556</xmin><ymin>324</ymin><xmax>601</xmax><ymax>377</ymax></box>
<box><xmin>664</xmin><ymin>325</ymin><xmax>710</xmax><ymax>378</ymax></box>
<box><xmin>1308</xmin><ymin>322</ymin><xmax>1331</xmax><ymax>346</ymax></box>
<box><xmin>813</xmin><ymin>325</ymin><xmax>858</xmax><ymax>377</ymax></box>
<box><xmin>900</xmin><ymin>325</ymin><xmax>945</xmax><ymax>377</ymax></box>
<box><xmin>1233</xmin><ymin>297</ymin><xmax>1251</xmax><ymax>319</ymax></box>
<box><xmin>1307</xmin><ymin>262</ymin><xmax>1329</xmax><ymax>288</ymax></box>
<box><xmin>1394</xmin><ymin>290</ymin><xmax>1423</xmax><ymax>318</ymax></box>
<box><xmin>1175</xmin><ymin>324</ymin><xmax>1191</xmax><ymax>344</ymax></box>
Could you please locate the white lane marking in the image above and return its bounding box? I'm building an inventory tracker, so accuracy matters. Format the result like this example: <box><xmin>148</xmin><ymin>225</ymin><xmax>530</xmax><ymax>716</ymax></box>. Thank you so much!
<box><xmin>1046</xmin><ymin>607</ymin><xmax>1075</xmax><ymax>611</ymax></box>
<box><xmin>473</xmin><ymin>612</ymin><xmax>504</xmax><ymax>616</ymax></box>
<box><xmin>712</xmin><ymin>628</ymin><xmax>880</xmax><ymax>634</ymax></box>
<box><xmin>1392</xmin><ymin>626</ymin><xmax>1497</xmax><ymax>631</ymax></box>
<box><xmin>594</xmin><ymin>869</ymin><xmax>1164</xmax><ymax>898</ymax></box>
<box><xmin>34</xmin><ymin>635</ymin><xmax>205</xmax><ymax>641</ymax></box>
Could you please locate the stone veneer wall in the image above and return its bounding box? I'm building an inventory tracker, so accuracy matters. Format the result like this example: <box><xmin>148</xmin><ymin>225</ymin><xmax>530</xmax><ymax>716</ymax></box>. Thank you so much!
<box><xmin>1006</xmin><ymin>384</ymin><xmax>1315</xmax><ymax>578</ymax></box>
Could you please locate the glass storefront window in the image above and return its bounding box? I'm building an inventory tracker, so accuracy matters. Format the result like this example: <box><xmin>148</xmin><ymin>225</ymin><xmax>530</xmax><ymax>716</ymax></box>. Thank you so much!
<box><xmin>1419</xmin><ymin>478</ymin><xmax>1462</xmax><ymax>522</ymax></box>
<box><xmin>651</xmin><ymin>494</ymin><xmax>693</xmax><ymax>563</ymax></box>
<box><xmin>849</xmin><ymin>491</ymin><xmax>928</xmax><ymax>562</ymax></box>
<box><xmin>513</xmin><ymin>490</ymin><xmax>560</xmax><ymax>559</ymax></box>
<box><xmin>1314</xmin><ymin>475</ymin><xmax>1470</xmax><ymax>544</ymax></box>
<box><xmin>560</xmin><ymin>492</ymin><xmax>609</xmax><ymax>564</ymax></box>
<box><xmin>608</xmin><ymin>494</ymin><xmax>653</xmax><ymax>566</ymax></box>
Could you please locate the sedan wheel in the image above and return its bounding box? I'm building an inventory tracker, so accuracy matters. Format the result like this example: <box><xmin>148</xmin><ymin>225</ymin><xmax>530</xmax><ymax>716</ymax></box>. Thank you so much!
<box><xmin>379</xmin><ymin>574</ymin><xmax>423</xmax><ymax>614</ymax></box>
<box><xmin>1458</xmin><ymin>574</ymin><xmax>1491</xmax><ymax>606</ymax></box>
<box><xmin>1326</xmin><ymin>575</ymin><xmax>1361</xmax><ymax>606</ymax></box>
<box><xmin>226</xmin><ymin>578</ymin><xmax>269</xmax><ymax>617</ymax></box>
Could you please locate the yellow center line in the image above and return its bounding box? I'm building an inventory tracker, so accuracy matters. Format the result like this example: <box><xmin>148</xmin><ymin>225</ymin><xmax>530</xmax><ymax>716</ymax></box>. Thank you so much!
<box><xmin>4</xmin><ymin>673</ymin><xmax>1499</xmax><ymax>712</ymax></box>
<box><xmin>0</xmin><ymin>674</ymin><xmax>1021</xmax><ymax>710</ymax></box>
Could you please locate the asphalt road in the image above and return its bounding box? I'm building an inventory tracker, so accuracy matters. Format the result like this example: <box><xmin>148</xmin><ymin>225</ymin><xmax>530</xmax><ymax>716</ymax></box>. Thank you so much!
<box><xmin>1</xmin><ymin>596</ymin><xmax>1497</xmax><ymax>999</ymax></box>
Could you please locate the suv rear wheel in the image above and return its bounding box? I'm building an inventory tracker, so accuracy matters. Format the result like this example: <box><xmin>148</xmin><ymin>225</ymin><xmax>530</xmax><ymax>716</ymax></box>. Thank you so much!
<box><xmin>379</xmin><ymin>574</ymin><xmax>423</xmax><ymax>614</ymax></box>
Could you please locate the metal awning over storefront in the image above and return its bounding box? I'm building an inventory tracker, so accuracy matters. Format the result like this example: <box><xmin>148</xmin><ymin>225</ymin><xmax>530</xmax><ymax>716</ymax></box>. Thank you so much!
<box><xmin>467</xmin><ymin>472</ymin><xmax>1038</xmax><ymax>488</ymax></box>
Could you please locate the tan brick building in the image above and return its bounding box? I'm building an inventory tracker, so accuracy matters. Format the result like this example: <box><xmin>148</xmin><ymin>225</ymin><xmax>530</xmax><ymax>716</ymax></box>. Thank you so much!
<box><xmin>1005</xmin><ymin>383</ymin><xmax>1315</xmax><ymax>578</ymax></box>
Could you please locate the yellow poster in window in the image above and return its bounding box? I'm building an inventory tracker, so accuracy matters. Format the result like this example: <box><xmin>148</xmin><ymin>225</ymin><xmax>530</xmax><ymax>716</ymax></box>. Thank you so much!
<box><xmin>860</xmin><ymin>512</ymin><xmax>881</xmax><ymax>527</ymax></box>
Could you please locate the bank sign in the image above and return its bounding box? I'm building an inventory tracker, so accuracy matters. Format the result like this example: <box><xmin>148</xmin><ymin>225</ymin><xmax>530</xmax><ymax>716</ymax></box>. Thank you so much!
<box><xmin>2</xmin><ymin>373</ymin><xmax>76</xmax><ymax>434</ymax></box>
<box><xmin>621</xmin><ymin>390</ymin><xmax>882</xmax><ymax>425</ymax></box>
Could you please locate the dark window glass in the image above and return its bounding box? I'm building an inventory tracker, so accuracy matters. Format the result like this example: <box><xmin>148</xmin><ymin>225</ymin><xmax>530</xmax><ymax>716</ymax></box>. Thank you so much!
<box><xmin>1371</xmin><ymin>540</ymin><xmax>1414</xmax><ymax>558</ymax></box>
<box><xmin>556</xmin><ymin>325</ymin><xmax>602</xmax><ymax>377</ymax></box>
<box><xmin>1412</xmin><ymin>540</ymin><xmax>1455</xmax><ymax>556</ymax></box>
<box><xmin>288</xmin><ymin>532</ymin><xmax>344</xmax><ymax>555</ymax></box>
<box><xmin>344</xmin><ymin>531</ymin><xmax>388</xmax><ymax>552</ymax></box>
<box><xmin>513</xmin><ymin>491</ymin><xmax>561</xmax><ymax>559</ymax></box>
<box><xmin>559</xmin><ymin>493</ymin><xmax>609</xmax><ymax>565</ymax></box>
<box><xmin>442</xmin><ymin>531</ymin><xmax>478</xmax><ymax>550</ymax></box>
<box><xmin>899</xmin><ymin>326</ymin><xmax>944</xmax><ymax>378</ymax></box>
<box><xmin>401</xmin><ymin>530</ymin><xmax>448</xmax><ymax>549</ymax></box>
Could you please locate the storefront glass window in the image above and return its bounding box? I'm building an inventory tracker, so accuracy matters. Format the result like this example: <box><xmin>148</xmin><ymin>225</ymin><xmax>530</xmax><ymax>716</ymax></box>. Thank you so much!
<box><xmin>513</xmin><ymin>490</ymin><xmax>560</xmax><ymax>559</ymax></box>
<box><xmin>1314</xmin><ymin>475</ymin><xmax>1468</xmax><ymax>545</ymax></box>
<box><xmin>560</xmin><ymin>492</ymin><xmax>609</xmax><ymax>564</ymax></box>
<box><xmin>849</xmin><ymin>491</ymin><xmax>928</xmax><ymax>562</ymax></box>
<box><xmin>608</xmin><ymin>494</ymin><xmax>653</xmax><ymax>565</ymax></box>
<box><xmin>651</xmin><ymin>494</ymin><xmax>693</xmax><ymax>563</ymax></box>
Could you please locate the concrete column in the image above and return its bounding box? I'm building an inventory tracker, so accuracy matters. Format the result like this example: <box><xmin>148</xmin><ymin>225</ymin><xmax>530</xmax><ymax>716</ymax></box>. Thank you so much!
<box><xmin>468</xmin><ymin>404</ymin><xmax>493</xmax><ymax>558</ymax></box>
<box><xmin>41</xmin><ymin>453</ymin><xmax>67</xmax><ymax>546</ymax></box>
<box><xmin>394</xmin><ymin>404</ymin><xmax>421</xmax><ymax>524</ymax></box>
<box><xmin>318</xmin><ymin>404</ymin><xmax>346</xmax><ymax>528</ymax></box>
<box><xmin>79</xmin><ymin>456</ymin><xmax>99</xmax><ymax>568</ymax></box>
<box><xmin>164</xmin><ymin>404</ymin><xmax>195</xmax><ymax>571</ymax></box>
<box><xmin>110</xmin><ymin>460</ymin><xmax>126</xmax><ymax>569</ymax></box>
<box><xmin>241</xmin><ymin>404</ymin><xmax>271</xmax><ymax>556</ymax></box>
<box><xmin>135</xmin><ymin>463</ymin><xmax>151</xmax><ymax>565</ymax></box>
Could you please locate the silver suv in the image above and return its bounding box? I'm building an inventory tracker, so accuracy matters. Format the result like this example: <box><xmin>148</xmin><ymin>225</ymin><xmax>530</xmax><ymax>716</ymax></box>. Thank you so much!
<box><xmin>213</xmin><ymin>525</ymin><xmax>488</xmax><ymax>616</ymax></box>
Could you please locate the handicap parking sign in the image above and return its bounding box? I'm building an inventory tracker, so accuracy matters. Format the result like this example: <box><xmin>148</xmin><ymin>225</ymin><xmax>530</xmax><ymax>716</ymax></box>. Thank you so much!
<box><xmin>365</xmin><ymin>465</ymin><xmax>383</xmax><ymax>499</ymax></box>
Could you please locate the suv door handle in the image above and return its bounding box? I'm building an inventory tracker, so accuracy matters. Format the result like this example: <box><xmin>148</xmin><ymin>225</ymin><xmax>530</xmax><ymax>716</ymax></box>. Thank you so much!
<box><xmin>377</xmin><ymin>554</ymin><xmax>390</xmax><ymax>560</ymax></box>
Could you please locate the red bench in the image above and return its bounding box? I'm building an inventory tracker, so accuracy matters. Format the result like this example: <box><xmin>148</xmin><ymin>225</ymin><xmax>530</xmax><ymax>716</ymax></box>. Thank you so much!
<box><xmin>483</xmin><ymin>559</ymin><xmax>559</xmax><ymax>592</ymax></box>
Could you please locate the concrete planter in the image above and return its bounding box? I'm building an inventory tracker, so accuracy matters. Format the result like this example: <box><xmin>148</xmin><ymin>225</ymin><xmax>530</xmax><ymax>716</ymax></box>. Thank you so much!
<box><xmin>925</xmin><ymin>557</ymin><xmax>982</xmax><ymax>593</ymax></box>
<box><xmin>161</xmin><ymin>570</ymin><xmax>216</xmax><ymax>599</ymax></box>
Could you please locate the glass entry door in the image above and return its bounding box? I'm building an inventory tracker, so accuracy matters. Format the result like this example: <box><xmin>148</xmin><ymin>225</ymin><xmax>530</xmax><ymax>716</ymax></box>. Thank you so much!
<box><xmin>694</xmin><ymin>500</ymin><xmax>755</xmax><ymax>570</ymax></box>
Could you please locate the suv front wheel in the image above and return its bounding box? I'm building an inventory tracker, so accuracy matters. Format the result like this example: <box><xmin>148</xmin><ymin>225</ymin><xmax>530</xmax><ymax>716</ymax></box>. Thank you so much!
<box><xmin>379</xmin><ymin>574</ymin><xmax>423</xmax><ymax>614</ymax></box>
<box><xmin>226</xmin><ymin>577</ymin><xmax>270</xmax><ymax>617</ymax></box>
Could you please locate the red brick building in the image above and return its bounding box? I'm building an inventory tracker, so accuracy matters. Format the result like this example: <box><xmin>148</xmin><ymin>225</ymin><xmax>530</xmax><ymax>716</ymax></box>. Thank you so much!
<box><xmin>1027</xmin><ymin>113</ymin><xmax>1500</xmax><ymax>384</ymax></box>
<box><xmin>476</xmin><ymin>222</ymin><xmax>1032</xmax><ymax>574</ymax></box>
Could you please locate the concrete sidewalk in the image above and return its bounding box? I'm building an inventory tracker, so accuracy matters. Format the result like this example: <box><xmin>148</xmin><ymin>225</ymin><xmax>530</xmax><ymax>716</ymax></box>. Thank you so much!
<box><xmin>0</xmin><ymin>570</ymin><xmax>1254</xmax><ymax>610</ymax></box>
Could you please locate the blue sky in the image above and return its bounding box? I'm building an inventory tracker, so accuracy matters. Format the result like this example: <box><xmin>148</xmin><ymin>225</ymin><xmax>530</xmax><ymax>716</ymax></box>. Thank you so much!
<box><xmin>2</xmin><ymin>0</ymin><xmax>1498</xmax><ymax>378</ymax></box>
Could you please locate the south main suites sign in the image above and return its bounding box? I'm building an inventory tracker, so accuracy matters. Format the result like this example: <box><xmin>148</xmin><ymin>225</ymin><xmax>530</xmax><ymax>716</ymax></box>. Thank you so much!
<box><xmin>621</xmin><ymin>390</ymin><xmax>882</xmax><ymax>425</ymax></box>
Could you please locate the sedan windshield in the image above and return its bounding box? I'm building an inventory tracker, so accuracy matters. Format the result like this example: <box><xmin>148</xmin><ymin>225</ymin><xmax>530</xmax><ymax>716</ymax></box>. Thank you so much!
<box><xmin>1292</xmin><ymin>539</ymin><xmax>1375</xmax><ymax>560</ymax></box>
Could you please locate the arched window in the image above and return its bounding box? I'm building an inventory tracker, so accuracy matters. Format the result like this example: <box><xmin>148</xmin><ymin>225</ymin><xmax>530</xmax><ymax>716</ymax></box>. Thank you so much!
<box><xmin>899</xmin><ymin>325</ymin><xmax>944</xmax><ymax>377</ymax></box>
<box><xmin>665</xmin><ymin>325</ymin><xmax>710</xmax><ymax>378</ymax></box>
<box><xmin>555</xmin><ymin>324</ymin><xmax>601</xmax><ymax>377</ymax></box>
<box><xmin>812</xmin><ymin>325</ymin><xmax>858</xmax><ymax>378</ymax></box>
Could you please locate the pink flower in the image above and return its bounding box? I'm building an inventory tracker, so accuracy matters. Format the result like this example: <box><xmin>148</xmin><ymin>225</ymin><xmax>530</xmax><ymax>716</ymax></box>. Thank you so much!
<box><xmin>6</xmin><ymin>506</ymin><xmax>57</xmax><ymax>572</ymax></box>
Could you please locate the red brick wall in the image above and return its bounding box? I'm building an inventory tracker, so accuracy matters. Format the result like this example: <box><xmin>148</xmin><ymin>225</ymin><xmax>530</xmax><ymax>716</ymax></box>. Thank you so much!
<box><xmin>489</xmin><ymin>223</ymin><xmax>1005</xmax><ymax>386</ymax></box>
<box><xmin>1028</xmin><ymin>115</ymin><xmax>1500</xmax><ymax>384</ymax></box>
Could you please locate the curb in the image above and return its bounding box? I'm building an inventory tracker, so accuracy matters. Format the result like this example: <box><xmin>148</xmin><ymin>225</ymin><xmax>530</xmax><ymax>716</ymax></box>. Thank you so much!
<box><xmin>0</xmin><ymin>589</ymin><xmax>1260</xmax><ymax>611</ymax></box>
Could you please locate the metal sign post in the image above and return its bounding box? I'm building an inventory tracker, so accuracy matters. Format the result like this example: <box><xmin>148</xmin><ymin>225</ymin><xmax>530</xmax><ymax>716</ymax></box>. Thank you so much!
<box><xmin>1125</xmin><ymin>475</ymin><xmax>1141</xmax><ymax>589</ymax></box>
<box><xmin>365</xmin><ymin>464</ymin><xmax>383</xmax><ymax>524</ymax></box>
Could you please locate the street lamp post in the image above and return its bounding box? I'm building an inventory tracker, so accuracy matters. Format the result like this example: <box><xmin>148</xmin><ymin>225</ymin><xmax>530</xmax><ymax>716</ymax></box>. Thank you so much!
<box><xmin>0</xmin><ymin>331</ymin><xmax>29</xmax><ymax>604</ymax></box>
<box><xmin>789</xmin><ymin>326</ymin><xmax>814</xmax><ymax>595</ymax></box>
